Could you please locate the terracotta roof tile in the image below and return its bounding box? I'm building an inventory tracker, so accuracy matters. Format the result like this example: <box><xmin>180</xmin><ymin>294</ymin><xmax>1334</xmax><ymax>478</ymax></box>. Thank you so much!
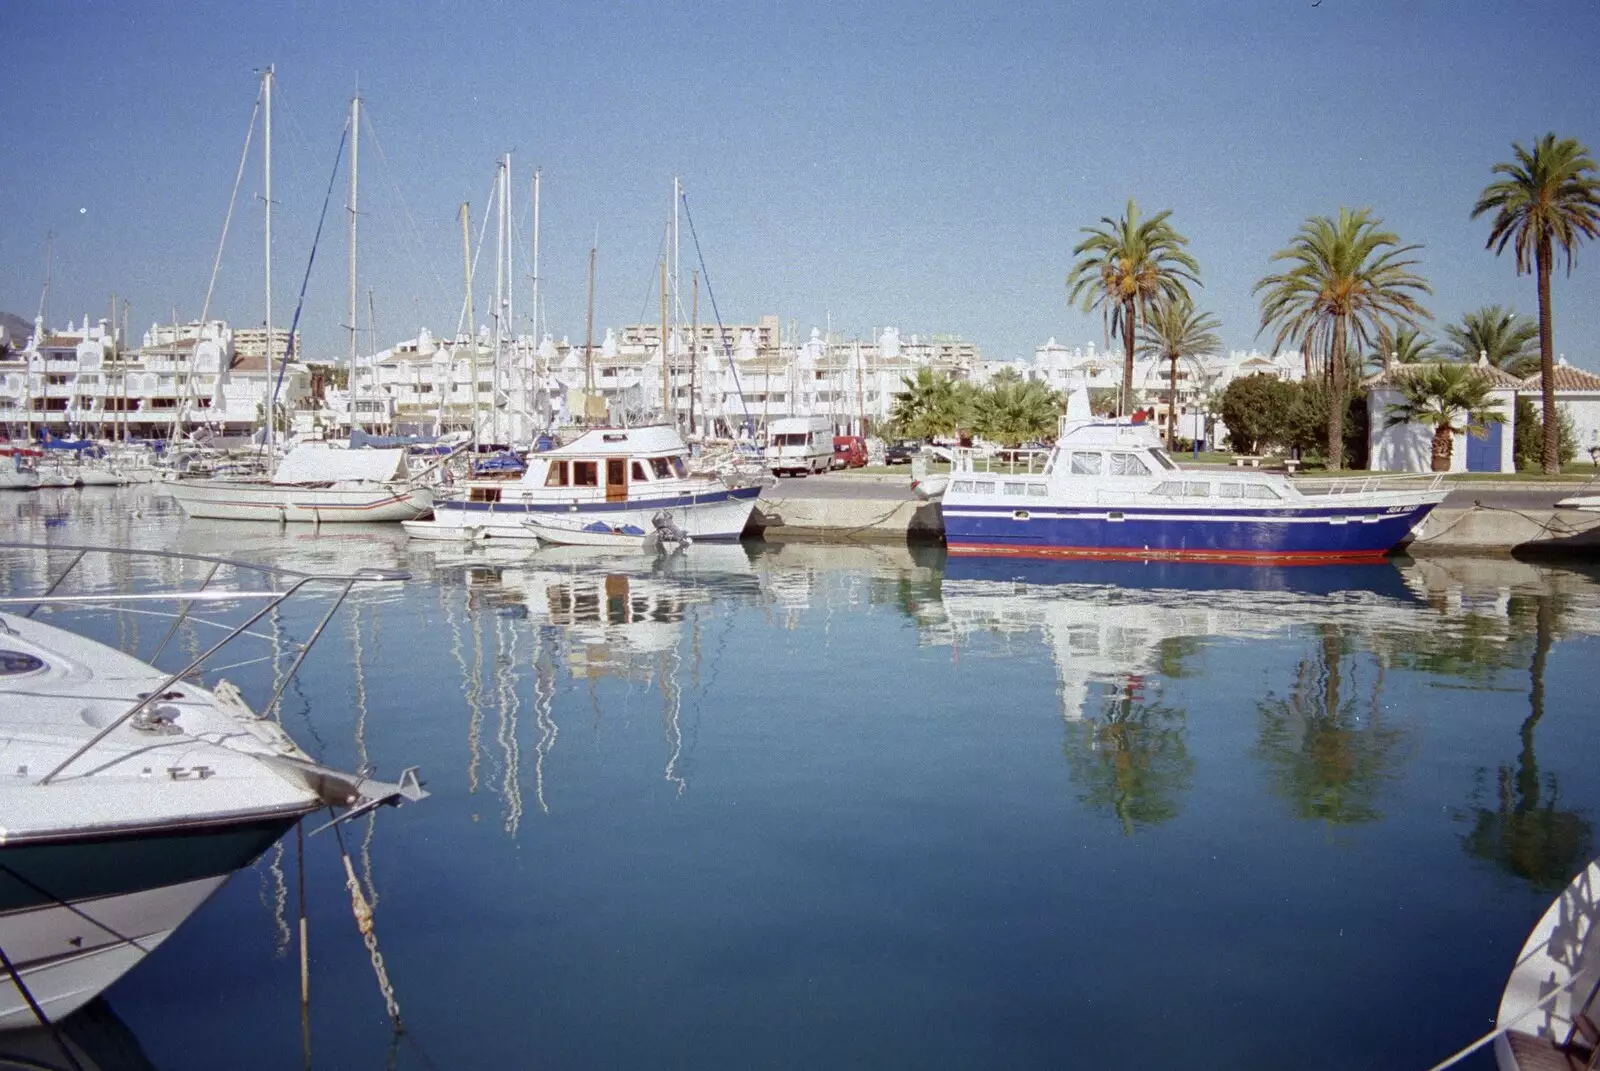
<box><xmin>1520</xmin><ymin>364</ymin><xmax>1600</xmax><ymax>391</ymax></box>
<box><xmin>1365</xmin><ymin>361</ymin><xmax>1523</xmax><ymax>389</ymax></box>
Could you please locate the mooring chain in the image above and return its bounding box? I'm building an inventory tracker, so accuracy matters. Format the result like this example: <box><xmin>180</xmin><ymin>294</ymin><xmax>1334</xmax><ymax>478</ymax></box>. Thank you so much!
<box><xmin>342</xmin><ymin>851</ymin><xmax>402</xmax><ymax>1027</ymax></box>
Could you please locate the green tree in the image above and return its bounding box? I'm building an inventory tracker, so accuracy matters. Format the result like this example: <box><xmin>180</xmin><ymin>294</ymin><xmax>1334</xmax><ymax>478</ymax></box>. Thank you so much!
<box><xmin>1087</xmin><ymin>387</ymin><xmax>1121</xmax><ymax>417</ymax></box>
<box><xmin>1444</xmin><ymin>305</ymin><xmax>1540</xmax><ymax>377</ymax></box>
<box><xmin>1473</xmin><ymin>134</ymin><xmax>1600</xmax><ymax>474</ymax></box>
<box><xmin>1365</xmin><ymin>324</ymin><xmax>1439</xmax><ymax>374</ymax></box>
<box><xmin>889</xmin><ymin>367</ymin><xmax>966</xmax><ymax>441</ymax></box>
<box><xmin>1136</xmin><ymin>294</ymin><xmax>1222</xmax><ymax>450</ymax></box>
<box><xmin>1219</xmin><ymin>373</ymin><xmax>1296</xmax><ymax>454</ymax></box>
<box><xmin>1513</xmin><ymin>395</ymin><xmax>1579</xmax><ymax>470</ymax></box>
<box><xmin>1255</xmin><ymin>208</ymin><xmax>1432</xmax><ymax>470</ymax></box>
<box><xmin>1382</xmin><ymin>364</ymin><xmax>1505</xmax><ymax>472</ymax></box>
<box><xmin>1067</xmin><ymin>200</ymin><xmax>1201</xmax><ymax>418</ymax></box>
<box><xmin>1287</xmin><ymin>381</ymin><xmax>1369</xmax><ymax>467</ymax></box>
<box><xmin>1064</xmin><ymin>680</ymin><xmax>1194</xmax><ymax>835</ymax></box>
<box><xmin>1256</xmin><ymin>628</ymin><xmax>1407</xmax><ymax>826</ymax></box>
<box><xmin>969</xmin><ymin>378</ymin><xmax>1063</xmax><ymax>446</ymax></box>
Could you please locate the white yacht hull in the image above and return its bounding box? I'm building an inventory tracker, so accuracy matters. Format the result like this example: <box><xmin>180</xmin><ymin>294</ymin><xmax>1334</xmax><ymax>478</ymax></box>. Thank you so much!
<box><xmin>427</xmin><ymin>486</ymin><xmax>759</xmax><ymax>542</ymax></box>
<box><xmin>76</xmin><ymin>469</ymin><xmax>127</xmax><ymax>487</ymax></box>
<box><xmin>0</xmin><ymin>875</ymin><xmax>225</xmax><ymax>1030</ymax></box>
<box><xmin>0</xmin><ymin>472</ymin><xmax>40</xmax><ymax>491</ymax></box>
<box><xmin>167</xmin><ymin>479</ymin><xmax>433</xmax><ymax>523</ymax></box>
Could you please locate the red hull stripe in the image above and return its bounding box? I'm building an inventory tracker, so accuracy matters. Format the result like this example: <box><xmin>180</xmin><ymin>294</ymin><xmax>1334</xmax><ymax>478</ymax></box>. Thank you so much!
<box><xmin>945</xmin><ymin>542</ymin><xmax>1391</xmax><ymax>565</ymax></box>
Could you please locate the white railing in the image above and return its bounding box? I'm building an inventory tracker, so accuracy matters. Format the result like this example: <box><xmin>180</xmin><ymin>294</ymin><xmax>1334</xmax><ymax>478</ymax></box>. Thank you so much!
<box><xmin>1295</xmin><ymin>473</ymin><xmax>1446</xmax><ymax>496</ymax></box>
<box><xmin>947</xmin><ymin>447</ymin><xmax>1052</xmax><ymax>476</ymax></box>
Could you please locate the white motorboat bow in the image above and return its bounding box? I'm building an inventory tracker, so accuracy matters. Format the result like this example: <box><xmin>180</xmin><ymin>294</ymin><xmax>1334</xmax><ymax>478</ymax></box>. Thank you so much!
<box><xmin>166</xmin><ymin>442</ymin><xmax>433</xmax><ymax>523</ymax></box>
<box><xmin>0</xmin><ymin>543</ymin><xmax>427</xmax><ymax>1031</ymax></box>
<box><xmin>522</xmin><ymin>508</ymin><xmax>695</xmax><ymax>548</ymax></box>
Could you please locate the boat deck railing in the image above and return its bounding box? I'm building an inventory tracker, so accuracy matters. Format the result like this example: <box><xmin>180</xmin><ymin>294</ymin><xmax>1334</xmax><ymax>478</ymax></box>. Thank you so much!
<box><xmin>1294</xmin><ymin>472</ymin><xmax>1447</xmax><ymax>496</ymax></box>
<box><xmin>0</xmin><ymin>541</ymin><xmax>407</xmax><ymax>784</ymax></box>
<box><xmin>947</xmin><ymin>448</ymin><xmax>1052</xmax><ymax>476</ymax></box>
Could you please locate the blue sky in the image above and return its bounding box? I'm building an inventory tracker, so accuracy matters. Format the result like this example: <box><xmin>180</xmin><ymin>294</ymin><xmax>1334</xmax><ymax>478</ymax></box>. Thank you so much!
<box><xmin>3</xmin><ymin>0</ymin><xmax>1598</xmax><ymax>367</ymax></box>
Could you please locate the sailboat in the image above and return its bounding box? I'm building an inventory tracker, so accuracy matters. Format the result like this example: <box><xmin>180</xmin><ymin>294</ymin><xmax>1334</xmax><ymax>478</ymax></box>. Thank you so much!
<box><xmin>166</xmin><ymin>74</ymin><xmax>432</xmax><ymax>524</ymax></box>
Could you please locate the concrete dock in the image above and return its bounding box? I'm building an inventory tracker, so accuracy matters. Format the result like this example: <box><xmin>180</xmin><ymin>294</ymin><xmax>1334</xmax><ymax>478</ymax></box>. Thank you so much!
<box><xmin>748</xmin><ymin>472</ymin><xmax>1600</xmax><ymax>556</ymax></box>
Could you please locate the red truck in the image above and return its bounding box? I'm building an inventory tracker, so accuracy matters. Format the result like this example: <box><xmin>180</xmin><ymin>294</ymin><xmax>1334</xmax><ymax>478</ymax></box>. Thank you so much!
<box><xmin>831</xmin><ymin>435</ymin><xmax>867</xmax><ymax>469</ymax></box>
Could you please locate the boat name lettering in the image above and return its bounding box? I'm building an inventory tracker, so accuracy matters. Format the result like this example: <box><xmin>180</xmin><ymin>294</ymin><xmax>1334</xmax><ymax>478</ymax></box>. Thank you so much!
<box><xmin>167</xmin><ymin>765</ymin><xmax>216</xmax><ymax>781</ymax></box>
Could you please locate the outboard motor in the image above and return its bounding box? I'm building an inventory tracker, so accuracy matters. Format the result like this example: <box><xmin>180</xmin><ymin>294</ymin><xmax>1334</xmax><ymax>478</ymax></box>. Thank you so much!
<box><xmin>646</xmin><ymin>509</ymin><xmax>693</xmax><ymax>551</ymax></box>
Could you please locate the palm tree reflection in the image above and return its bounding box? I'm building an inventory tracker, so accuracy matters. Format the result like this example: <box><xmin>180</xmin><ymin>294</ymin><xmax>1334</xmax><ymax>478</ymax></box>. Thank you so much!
<box><xmin>1064</xmin><ymin>676</ymin><xmax>1194</xmax><ymax>835</ymax></box>
<box><xmin>1460</xmin><ymin>593</ymin><xmax>1592</xmax><ymax>890</ymax></box>
<box><xmin>1256</xmin><ymin>626</ymin><xmax>1406</xmax><ymax>826</ymax></box>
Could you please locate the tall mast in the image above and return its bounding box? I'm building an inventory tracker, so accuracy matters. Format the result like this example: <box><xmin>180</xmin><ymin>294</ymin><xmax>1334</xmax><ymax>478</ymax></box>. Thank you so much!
<box><xmin>366</xmin><ymin>288</ymin><xmax>377</xmax><ymax>432</ymax></box>
<box><xmin>460</xmin><ymin>202</ymin><xmax>478</xmax><ymax>452</ymax></box>
<box><xmin>347</xmin><ymin>91</ymin><xmax>360</xmax><ymax>435</ymax></box>
<box><xmin>493</xmin><ymin>157</ymin><xmax>506</xmax><ymax>446</ymax></box>
<box><xmin>583</xmin><ymin>244</ymin><xmax>596</xmax><ymax>418</ymax></box>
<box><xmin>659</xmin><ymin>260</ymin><xmax>669</xmax><ymax>426</ymax></box>
<box><xmin>690</xmin><ymin>270</ymin><xmax>698</xmax><ymax>437</ymax></box>
<box><xmin>263</xmin><ymin>64</ymin><xmax>275</xmax><ymax>461</ymax></box>
<box><xmin>531</xmin><ymin>169</ymin><xmax>540</xmax><ymax>345</ymax></box>
<box><xmin>672</xmin><ymin>176</ymin><xmax>680</xmax><ymax>405</ymax></box>
<box><xmin>119</xmin><ymin>298</ymin><xmax>130</xmax><ymax>442</ymax></box>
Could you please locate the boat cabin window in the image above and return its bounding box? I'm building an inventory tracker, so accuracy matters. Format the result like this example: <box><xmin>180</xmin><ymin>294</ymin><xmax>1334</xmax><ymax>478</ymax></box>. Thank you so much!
<box><xmin>650</xmin><ymin>457</ymin><xmax>674</xmax><ymax>479</ymax></box>
<box><xmin>1068</xmin><ymin>452</ymin><xmax>1103</xmax><ymax>476</ymax></box>
<box><xmin>1153</xmin><ymin>480</ymin><xmax>1184</xmax><ymax>496</ymax></box>
<box><xmin>951</xmin><ymin>480</ymin><xmax>975</xmax><ymax>493</ymax></box>
<box><xmin>1218</xmin><ymin>483</ymin><xmax>1244</xmax><ymax>499</ymax></box>
<box><xmin>1003</xmin><ymin>482</ymin><xmax>1029</xmax><ymax>496</ymax></box>
<box><xmin>545</xmin><ymin>460</ymin><xmax>570</xmax><ymax>487</ymax></box>
<box><xmin>469</xmin><ymin>486</ymin><xmax>502</xmax><ymax>503</ymax></box>
<box><xmin>1026</xmin><ymin>483</ymin><xmax>1048</xmax><ymax>497</ymax></box>
<box><xmin>670</xmin><ymin>456</ymin><xmax>687</xmax><ymax>477</ymax></box>
<box><xmin>1149</xmin><ymin>449</ymin><xmax>1180</xmax><ymax>471</ymax></box>
<box><xmin>1109</xmin><ymin>452</ymin><xmax>1150</xmax><ymax>476</ymax></box>
<box><xmin>973</xmin><ymin>481</ymin><xmax>997</xmax><ymax>495</ymax></box>
<box><xmin>1244</xmin><ymin>484</ymin><xmax>1281</xmax><ymax>500</ymax></box>
<box><xmin>573</xmin><ymin>461</ymin><xmax>599</xmax><ymax>487</ymax></box>
<box><xmin>1184</xmin><ymin>481</ymin><xmax>1211</xmax><ymax>497</ymax></box>
<box><xmin>632</xmin><ymin>461</ymin><xmax>650</xmax><ymax>482</ymax></box>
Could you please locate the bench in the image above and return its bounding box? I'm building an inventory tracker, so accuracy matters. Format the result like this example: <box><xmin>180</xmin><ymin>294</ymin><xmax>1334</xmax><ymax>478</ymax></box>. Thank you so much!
<box><xmin>1231</xmin><ymin>456</ymin><xmax>1263</xmax><ymax>468</ymax></box>
<box><xmin>1282</xmin><ymin>459</ymin><xmax>1300</xmax><ymax>473</ymax></box>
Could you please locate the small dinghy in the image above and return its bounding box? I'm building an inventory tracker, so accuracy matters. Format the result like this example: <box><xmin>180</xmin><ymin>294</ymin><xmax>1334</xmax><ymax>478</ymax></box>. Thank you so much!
<box><xmin>524</xmin><ymin>509</ymin><xmax>695</xmax><ymax>549</ymax></box>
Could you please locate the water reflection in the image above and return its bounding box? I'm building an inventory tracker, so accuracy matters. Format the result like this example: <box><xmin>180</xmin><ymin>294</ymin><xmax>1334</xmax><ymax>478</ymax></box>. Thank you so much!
<box><xmin>1064</xmin><ymin>678</ymin><xmax>1194</xmax><ymax>833</ymax></box>
<box><xmin>1255</xmin><ymin>625</ymin><xmax>1406</xmax><ymax>826</ymax></box>
<box><xmin>1460</xmin><ymin>591</ymin><xmax>1594</xmax><ymax>890</ymax></box>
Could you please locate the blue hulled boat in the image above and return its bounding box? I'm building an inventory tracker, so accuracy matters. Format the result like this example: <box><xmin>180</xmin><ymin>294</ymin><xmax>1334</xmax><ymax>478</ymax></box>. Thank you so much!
<box><xmin>938</xmin><ymin>417</ymin><xmax>1447</xmax><ymax>563</ymax></box>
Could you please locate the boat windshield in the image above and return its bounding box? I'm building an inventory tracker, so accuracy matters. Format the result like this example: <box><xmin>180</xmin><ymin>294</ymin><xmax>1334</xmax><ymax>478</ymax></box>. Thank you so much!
<box><xmin>1148</xmin><ymin>449</ymin><xmax>1179</xmax><ymax>471</ymax></box>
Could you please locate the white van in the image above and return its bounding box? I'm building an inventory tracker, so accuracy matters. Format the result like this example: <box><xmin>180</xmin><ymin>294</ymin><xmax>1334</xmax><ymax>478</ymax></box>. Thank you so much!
<box><xmin>764</xmin><ymin>416</ymin><xmax>833</xmax><ymax>477</ymax></box>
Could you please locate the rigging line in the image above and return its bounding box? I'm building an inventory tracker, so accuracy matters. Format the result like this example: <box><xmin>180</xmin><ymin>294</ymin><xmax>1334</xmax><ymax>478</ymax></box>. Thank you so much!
<box><xmin>173</xmin><ymin>88</ymin><xmax>261</xmax><ymax>443</ymax></box>
<box><xmin>634</xmin><ymin>219</ymin><xmax>673</xmax><ymax>330</ymax></box>
<box><xmin>262</xmin><ymin>119</ymin><xmax>350</xmax><ymax>461</ymax></box>
<box><xmin>679</xmin><ymin>192</ymin><xmax>753</xmax><ymax>435</ymax></box>
<box><xmin>357</xmin><ymin>106</ymin><xmax>452</xmax><ymax>313</ymax></box>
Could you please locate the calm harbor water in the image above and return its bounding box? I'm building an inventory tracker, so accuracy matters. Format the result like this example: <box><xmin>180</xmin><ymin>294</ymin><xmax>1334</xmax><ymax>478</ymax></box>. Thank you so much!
<box><xmin>6</xmin><ymin>486</ymin><xmax>1600</xmax><ymax>1070</ymax></box>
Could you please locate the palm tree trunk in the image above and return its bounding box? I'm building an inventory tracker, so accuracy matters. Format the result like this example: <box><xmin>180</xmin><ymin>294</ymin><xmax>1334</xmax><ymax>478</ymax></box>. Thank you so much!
<box><xmin>1518</xmin><ymin>592</ymin><xmax>1554</xmax><ymax>810</ymax></box>
<box><xmin>1326</xmin><ymin>320</ymin><xmax>1346</xmax><ymax>470</ymax></box>
<box><xmin>1537</xmin><ymin>237</ymin><xmax>1559</xmax><ymax>475</ymax></box>
<box><xmin>1431</xmin><ymin>424</ymin><xmax>1453</xmax><ymax>472</ymax></box>
<box><xmin>1168</xmin><ymin>350</ymin><xmax>1178</xmax><ymax>450</ymax></box>
<box><xmin>1121</xmin><ymin>298</ymin><xmax>1136</xmax><ymax>418</ymax></box>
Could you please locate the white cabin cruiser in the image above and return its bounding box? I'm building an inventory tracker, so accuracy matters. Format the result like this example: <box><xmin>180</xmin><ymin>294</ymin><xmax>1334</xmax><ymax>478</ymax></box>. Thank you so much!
<box><xmin>0</xmin><ymin>545</ymin><xmax>426</xmax><ymax>1031</ymax></box>
<box><xmin>937</xmin><ymin>417</ymin><xmax>1449</xmax><ymax>563</ymax></box>
<box><xmin>166</xmin><ymin>442</ymin><xmax>433</xmax><ymax>523</ymax></box>
<box><xmin>421</xmin><ymin>425</ymin><xmax>760</xmax><ymax>542</ymax></box>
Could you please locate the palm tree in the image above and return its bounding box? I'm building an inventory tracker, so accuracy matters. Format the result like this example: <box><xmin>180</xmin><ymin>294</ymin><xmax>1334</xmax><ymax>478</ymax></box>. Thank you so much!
<box><xmin>1064</xmin><ymin>680</ymin><xmax>1194</xmax><ymax>835</ymax></box>
<box><xmin>969</xmin><ymin>378</ymin><xmax>1062</xmax><ymax>446</ymax></box>
<box><xmin>1365</xmin><ymin>324</ymin><xmax>1439</xmax><ymax>374</ymax></box>
<box><xmin>1382</xmin><ymin>363</ymin><xmax>1505</xmax><ymax>472</ymax></box>
<box><xmin>1443</xmin><ymin>305</ymin><xmax>1540</xmax><ymax>377</ymax></box>
<box><xmin>889</xmin><ymin>367</ymin><xmax>964</xmax><ymax>441</ymax></box>
<box><xmin>1137</xmin><ymin>295</ymin><xmax>1222</xmax><ymax>449</ymax></box>
<box><xmin>1067</xmin><ymin>200</ymin><xmax>1201</xmax><ymax>418</ymax></box>
<box><xmin>1473</xmin><ymin>134</ymin><xmax>1600</xmax><ymax>474</ymax></box>
<box><xmin>1255</xmin><ymin>208</ymin><xmax>1432</xmax><ymax>470</ymax></box>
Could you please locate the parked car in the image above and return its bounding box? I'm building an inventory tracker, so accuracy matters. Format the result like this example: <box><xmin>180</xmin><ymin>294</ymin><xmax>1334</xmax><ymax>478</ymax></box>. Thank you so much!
<box><xmin>831</xmin><ymin>435</ymin><xmax>867</xmax><ymax>469</ymax></box>
<box><xmin>885</xmin><ymin>440</ymin><xmax>919</xmax><ymax>465</ymax></box>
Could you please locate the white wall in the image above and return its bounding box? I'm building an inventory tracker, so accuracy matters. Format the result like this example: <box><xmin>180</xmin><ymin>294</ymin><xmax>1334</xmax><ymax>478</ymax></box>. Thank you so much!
<box><xmin>1368</xmin><ymin>386</ymin><xmax>1515</xmax><ymax>473</ymax></box>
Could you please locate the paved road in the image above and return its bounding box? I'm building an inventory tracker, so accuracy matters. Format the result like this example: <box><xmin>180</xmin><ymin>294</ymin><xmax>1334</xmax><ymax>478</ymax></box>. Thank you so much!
<box><xmin>761</xmin><ymin>471</ymin><xmax>1596</xmax><ymax>511</ymax></box>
